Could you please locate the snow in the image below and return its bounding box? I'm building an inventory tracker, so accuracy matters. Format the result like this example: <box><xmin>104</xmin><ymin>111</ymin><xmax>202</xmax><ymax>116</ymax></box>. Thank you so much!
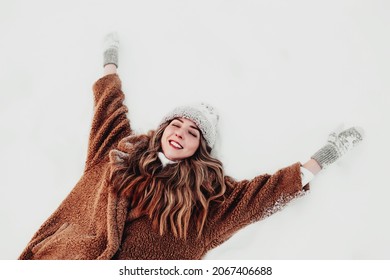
<box><xmin>0</xmin><ymin>0</ymin><xmax>389</xmax><ymax>260</ymax></box>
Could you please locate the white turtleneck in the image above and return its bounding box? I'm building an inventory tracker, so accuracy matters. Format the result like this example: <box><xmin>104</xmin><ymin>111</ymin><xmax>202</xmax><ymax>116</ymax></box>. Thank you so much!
<box><xmin>158</xmin><ymin>152</ymin><xmax>177</xmax><ymax>167</ymax></box>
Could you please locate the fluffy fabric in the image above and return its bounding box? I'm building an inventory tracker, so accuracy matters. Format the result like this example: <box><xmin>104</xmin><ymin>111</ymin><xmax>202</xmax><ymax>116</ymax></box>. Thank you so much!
<box><xmin>19</xmin><ymin>74</ymin><xmax>309</xmax><ymax>260</ymax></box>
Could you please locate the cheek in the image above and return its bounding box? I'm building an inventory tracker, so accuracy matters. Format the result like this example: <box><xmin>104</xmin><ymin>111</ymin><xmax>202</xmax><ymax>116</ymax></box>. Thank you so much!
<box><xmin>187</xmin><ymin>138</ymin><xmax>200</xmax><ymax>153</ymax></box>
<box><xmin>161</xmin><ymin>130</ymin><xmax>169</xmax><ymax>149</ymax></box>
<box><xmin>161</xmin><ymin>127</ymin><xmax>171</xmax><ymax>141</ymax></box>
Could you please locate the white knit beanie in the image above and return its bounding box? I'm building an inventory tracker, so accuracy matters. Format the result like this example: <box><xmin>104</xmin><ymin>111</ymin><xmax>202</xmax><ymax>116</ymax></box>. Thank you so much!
<box><xmin>159</xmin><ymin>103</ymin><xmax>219</xmax><ymax>149</ymax></box>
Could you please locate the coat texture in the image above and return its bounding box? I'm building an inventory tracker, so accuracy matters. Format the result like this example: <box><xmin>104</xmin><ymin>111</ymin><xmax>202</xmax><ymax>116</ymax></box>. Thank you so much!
<box><xmin>19</xmin><ymin>74</ymin><xmax>309</xmax><ymax>260</ymax></box>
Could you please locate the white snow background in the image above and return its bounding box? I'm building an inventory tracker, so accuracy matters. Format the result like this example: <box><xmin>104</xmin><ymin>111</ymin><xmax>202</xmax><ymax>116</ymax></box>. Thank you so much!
<box><xmin>0</xmin><ymin>0</ymin><xmax>389</xmax><ymax>259</ymax></box>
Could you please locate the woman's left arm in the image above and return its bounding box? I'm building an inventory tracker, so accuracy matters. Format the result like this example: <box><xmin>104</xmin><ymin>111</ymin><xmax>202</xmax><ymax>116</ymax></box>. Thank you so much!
<box><xmin>204</xmin><ymin>126</ymin><xmax>364</xmax><ymax>250</ymax></box>
<box><xmin>204</xmin><ymin>162</ymin><xmax>307</xmax><ymax>251</ymax></box>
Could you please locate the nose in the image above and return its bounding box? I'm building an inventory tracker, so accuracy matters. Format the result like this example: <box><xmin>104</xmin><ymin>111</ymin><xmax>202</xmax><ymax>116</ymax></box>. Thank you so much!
<box><xmin>175</xmin><ymin>127</ymin><xmax>184</xmax><ymax>139</ymax></box>
<box><xmin>175</xmin><ymin>131</ymin><xmax>183</xmax><ymax>139</ymax></box>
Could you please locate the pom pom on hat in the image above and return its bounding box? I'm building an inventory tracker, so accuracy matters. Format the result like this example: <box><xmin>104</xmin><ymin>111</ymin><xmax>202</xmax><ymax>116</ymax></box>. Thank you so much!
<box><xmin>159</xmin><ymin>103</ymin><xmax>219</xmax><ymax>149</ymax></box>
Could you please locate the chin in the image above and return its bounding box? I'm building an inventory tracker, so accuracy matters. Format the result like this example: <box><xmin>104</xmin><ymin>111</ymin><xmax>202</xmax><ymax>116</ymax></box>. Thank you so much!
<box><xmin>167</xmin><ymin>152</ymin><xmax>188</xmax><ymax>161</ymax></box>
<box><xmin>164</xmin><ymin>151</ymin><xmax>180</xmax><ymax>161</ymax></box>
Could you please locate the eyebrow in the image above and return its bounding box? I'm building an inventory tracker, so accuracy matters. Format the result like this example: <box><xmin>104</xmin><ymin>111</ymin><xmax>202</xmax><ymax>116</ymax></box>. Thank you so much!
<box><xmin>174</xmin><ymin>118</ymin><xmax>201</xmax><ymax>132</ymax></box>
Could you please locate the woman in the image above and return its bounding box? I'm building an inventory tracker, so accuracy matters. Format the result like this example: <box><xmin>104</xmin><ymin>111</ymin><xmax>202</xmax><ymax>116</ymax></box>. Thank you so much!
<box><xmin>19</xmin><ymin>33</ymin><xmax>363</xmax><ymax>260</ymax></box>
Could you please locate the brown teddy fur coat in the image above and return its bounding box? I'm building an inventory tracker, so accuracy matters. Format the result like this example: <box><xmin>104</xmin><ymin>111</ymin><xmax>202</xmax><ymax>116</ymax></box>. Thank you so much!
<box><xmin>19</xmin><ymin>74</ymin><xmax>309</xmax><ymax>260</ymax></box>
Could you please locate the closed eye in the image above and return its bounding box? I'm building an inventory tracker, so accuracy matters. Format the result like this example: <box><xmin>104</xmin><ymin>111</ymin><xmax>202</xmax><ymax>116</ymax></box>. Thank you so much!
<box><xmin>189</xmin><ymin>130</ymin><xmax>199</xmax><ymax>137</ymax></box>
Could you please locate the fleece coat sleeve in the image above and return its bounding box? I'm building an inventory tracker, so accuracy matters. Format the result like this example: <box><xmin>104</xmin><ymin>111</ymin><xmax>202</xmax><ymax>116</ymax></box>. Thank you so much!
<box><xmin>18</xmin><ymin>74</ymin><xmax>131</xmax><ymax>260</ymax></box>
<box><xmin>203</xmin><ymin>162</ymin><xmax>309</xmax><ymax>252</ymax></box>
<box><xmin>85</xmin><ymin>74</ymin><xmax>131</xmax><ymax>171</ymax></box>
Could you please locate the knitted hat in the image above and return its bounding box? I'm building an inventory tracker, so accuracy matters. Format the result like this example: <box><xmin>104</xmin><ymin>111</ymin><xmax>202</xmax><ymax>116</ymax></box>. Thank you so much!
<box><xmin>159</xmin><ymin>103</ymin><xmax>219</xmax><ymax>149</ymax></box>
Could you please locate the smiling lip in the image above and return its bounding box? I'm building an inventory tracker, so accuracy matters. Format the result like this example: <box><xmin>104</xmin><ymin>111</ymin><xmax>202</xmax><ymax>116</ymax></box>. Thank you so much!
<box><xmin>169</xmin><ymin>140</ymin><xmax>183</xmax><ymax>149</ymax></box>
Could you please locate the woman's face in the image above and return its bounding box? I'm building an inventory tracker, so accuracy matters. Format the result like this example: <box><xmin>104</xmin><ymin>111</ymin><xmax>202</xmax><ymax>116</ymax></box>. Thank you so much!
<box><xmin>161</xmin><ymin>118</ymin><xmax>201</xmax><ymax>161</ymax></box>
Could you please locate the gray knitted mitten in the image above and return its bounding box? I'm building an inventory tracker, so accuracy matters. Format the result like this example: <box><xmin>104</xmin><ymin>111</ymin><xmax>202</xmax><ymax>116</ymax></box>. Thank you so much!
<box><xmin>103</xmin><ymin>32</ymin><xmax>119</xmax><ymax>67</ymax></box>
<box><xmin>311</xmin><ymin>127</ymin><xmax>364</xmax><ymax>169</ymax></box>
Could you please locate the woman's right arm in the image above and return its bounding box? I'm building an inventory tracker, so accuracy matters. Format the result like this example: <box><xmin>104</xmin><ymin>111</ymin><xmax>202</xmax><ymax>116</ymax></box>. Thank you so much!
<box><xmin>84</xmin><ymin>74</ymin><xmax>131</xmax><ymax>171</ymax></box>
<box><xmin>84</xmin><ymin>33</ymin><xmax>131</xmax><ymax>171</ymax></box>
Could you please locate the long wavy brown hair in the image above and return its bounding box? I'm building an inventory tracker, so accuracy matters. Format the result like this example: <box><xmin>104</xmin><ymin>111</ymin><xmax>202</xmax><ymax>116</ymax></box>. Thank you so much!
<box><xmin>108</xmin><ymin>121</ymin><xmax>227</xmax><ymax>239</ymax></box>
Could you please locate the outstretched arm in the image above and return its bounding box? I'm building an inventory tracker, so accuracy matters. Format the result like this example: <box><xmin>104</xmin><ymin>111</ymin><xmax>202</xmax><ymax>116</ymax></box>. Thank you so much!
<box><xmin>84</xmin><ymin>33</ymin><xmax>131</xmax><ymax>171</ymax></box>
<box><xmin>311</xmin><ymin>127</ymin><xmax>364</xmax><ymax>170</ymax></box>
<box><xmin>301</xmin><ymin>126</ymin><xmax>364</xmax><ymax>184</ymax></box>
<box><xmin>203</xmin><ymin>127</ymin><xmax>364</xmax><ymax>250</ymax></box>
